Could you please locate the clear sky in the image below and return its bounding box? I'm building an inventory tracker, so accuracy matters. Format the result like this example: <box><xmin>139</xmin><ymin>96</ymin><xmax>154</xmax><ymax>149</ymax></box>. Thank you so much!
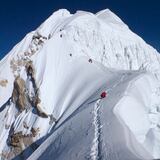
<box><xmin>0</xmin><ymin>0</ymin><xmax>160</xmax><ymax>59</ymax></box>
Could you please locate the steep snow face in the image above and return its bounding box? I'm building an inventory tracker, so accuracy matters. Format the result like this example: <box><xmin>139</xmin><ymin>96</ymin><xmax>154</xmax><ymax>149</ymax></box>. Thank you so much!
<box><xmin>0</xmin><ymin>9</ymin><xmax>160</xmax><ymax>160</ymax></box>
<box><xmin>36</xmin><ymin>9</ymin><xmax>71</xmax><ymax>37</ymax></box>
<box><xmin>28</xmin><ymin>72</ymin><xmax>160</xmax><ymax>160</ymax></box>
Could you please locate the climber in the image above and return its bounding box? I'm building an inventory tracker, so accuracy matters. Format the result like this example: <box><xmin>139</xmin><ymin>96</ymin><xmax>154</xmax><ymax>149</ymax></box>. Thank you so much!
<box><xmin>48</xmin><ymin>34</ymin><xmax>52</xmax><ymax>39</ymax></box>
<box><xmin>88</xmin><ymin>58</ymin><xmax>93</xmax><ymax>63</ymax></box>
<box><xmin>69</xmin><ymin>53</ymin><xmax>72</xmax><ymax>57</ymax></box>
<box><xmin>88</xmin><ymin>91</ymin><xmax>107</xmax><ymax>104</ymax></box>
<box><xmin>100</xmin><ymin>91</ymin><xmax>107</xmax><ymax>99</ymax></box>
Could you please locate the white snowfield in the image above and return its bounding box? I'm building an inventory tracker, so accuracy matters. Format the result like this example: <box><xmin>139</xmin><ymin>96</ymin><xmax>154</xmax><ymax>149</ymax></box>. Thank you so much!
<box><xmin>0</xmin><ymin>9</ymin><xmax>160</xmax><ymax>160</ymax></box>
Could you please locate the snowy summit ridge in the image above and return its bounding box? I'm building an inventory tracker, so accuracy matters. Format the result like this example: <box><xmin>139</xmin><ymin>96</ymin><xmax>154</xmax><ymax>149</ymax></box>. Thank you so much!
<box><xmin>0</xmin><ymin>9</ymin><xmax>160</xmax><ymax>160</ymax></box>
<box><xmin>96</xmin><ymin>9</ymin><xmax>128</xmax><ymax>27</ymax></box>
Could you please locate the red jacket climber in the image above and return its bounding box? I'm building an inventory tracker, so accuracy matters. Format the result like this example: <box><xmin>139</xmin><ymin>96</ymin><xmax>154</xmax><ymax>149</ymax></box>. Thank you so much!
<box><xmin>100</xmin><ymin>91</ymin><xmax>107</xmax><ymax>99</ymax></box>
<box><xmin>88</xmin><ymin>91</ymin><xmax>107</xmax><ymax>104</ymax></box>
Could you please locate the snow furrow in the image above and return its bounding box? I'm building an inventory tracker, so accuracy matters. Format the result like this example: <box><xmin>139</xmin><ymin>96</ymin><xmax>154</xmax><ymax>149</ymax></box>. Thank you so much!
<box><xmin>90</xmin><ymin>99</ymin><xmax>102</xmax><ymax>160</ymax></box>
<box><xmin>89</xmin><ymin>74</ymin><xmax>127</xmax><ymax>160</ymax></box>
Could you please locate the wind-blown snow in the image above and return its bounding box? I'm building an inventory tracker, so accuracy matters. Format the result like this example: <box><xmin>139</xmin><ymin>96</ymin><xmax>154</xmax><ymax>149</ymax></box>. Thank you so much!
<box><xmin>0</xmin><ymin>9</ymin><xmax>160</xmax><ymax>160</ymax></box>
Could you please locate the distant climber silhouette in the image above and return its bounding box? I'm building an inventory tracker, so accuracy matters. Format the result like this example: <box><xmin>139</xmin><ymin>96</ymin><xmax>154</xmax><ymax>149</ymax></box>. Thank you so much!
<box><xmin>88</xmin><ymin>59</ymin><xmax>93</xmax><ymax>63</ymax></box>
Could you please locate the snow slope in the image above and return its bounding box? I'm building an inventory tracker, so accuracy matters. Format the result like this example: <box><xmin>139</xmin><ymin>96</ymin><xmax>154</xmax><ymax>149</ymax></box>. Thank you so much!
<box><xmin>28</xmin><ymin>71</ymin><xmax>160</xmax><ymax>160</ymax></box>
<box><xmin>0</xmin><ymin>9</ymin><xmax>160</xmax><ymax>160</ymax></box>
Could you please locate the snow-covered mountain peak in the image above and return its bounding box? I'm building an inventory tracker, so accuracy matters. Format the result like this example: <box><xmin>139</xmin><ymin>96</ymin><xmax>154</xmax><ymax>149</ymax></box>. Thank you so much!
<box><xmin>0</xmin><ymin>9</ymin><xmax>160</xmax><ymax>160</ymax></box>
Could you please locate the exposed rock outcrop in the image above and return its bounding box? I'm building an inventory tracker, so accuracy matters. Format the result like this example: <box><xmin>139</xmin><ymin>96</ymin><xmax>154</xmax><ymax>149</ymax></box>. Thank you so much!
<box><xmin>5</xmin><ymin>60</ymin><xmax>57</xmax><ymax>158</ymax></box>
<box><xmin>31</xmin><ymin>127</ymin><xmax>40</xmax><ymax>137</ymax></box>
<box><xmin>25</xmin><ymin>61</ymin><xmax>35</xmax><ymax>78</ymax></box>
<box><xmin>25</xmin><ymin>61</ymin><xmax>50</xmax><ymax>119</ymax></box>
<box><xmin>7</xmin><ymin>131</ymin><xmax>36</xmax><ymax>159</ymax></box>
<box><xmin>0</xmin><ymin>79</ymin><xmax>8</xmax><ymax>87</ymax></box>
<box><xmin>36</xmin><ymin>104</ymin><xmax>48</xmax><ymax>118</ymax></box>
<box><xmin>12</xmin><ymin>76</ymin><xmax>27</xmax><ymax>112</ymax></box>
<box><xmin>10</xmin><ymin>132</ymin><xmax>24</xmax><ymax>148</ymax></box>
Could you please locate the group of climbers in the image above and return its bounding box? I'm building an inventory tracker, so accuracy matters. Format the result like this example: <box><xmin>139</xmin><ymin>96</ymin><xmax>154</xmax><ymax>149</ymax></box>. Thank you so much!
<box><xmin>3</xmin><ymin>34</ymin><xmax>108</xmax><ymax>148</ymax></box>
<box><xmin>66</xmin><ymin>50</ymin><xmax>107</xmax><ymax>101</ymax></box>
<box><xmin>59</xmin><ymin>32</ymin><xmax>108</xmax><ymax>117</ymax></box>
<box><xmin>59</xmin><ymin>30</ymin><xmax>95</xmax><ymax>65</ymax></box>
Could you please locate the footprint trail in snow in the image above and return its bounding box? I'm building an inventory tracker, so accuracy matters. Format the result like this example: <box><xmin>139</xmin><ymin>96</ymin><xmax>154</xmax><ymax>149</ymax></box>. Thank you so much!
<box><xmin>90</xmin><ymin>99</ymin><xmax>103</xmax><ymax>160</ymax></box>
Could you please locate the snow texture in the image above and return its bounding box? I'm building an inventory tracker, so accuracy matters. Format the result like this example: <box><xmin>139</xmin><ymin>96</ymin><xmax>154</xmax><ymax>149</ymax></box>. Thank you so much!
<box><xmin>0</xmin><ymin>9</ymin><xmax>160</xmax><ymax>160</ymax></box>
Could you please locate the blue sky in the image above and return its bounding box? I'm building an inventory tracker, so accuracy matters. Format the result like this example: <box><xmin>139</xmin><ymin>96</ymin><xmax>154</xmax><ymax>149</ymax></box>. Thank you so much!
<box><xmin>0</xmin><ymin>0</ymin><xmax>160</xmax><ymax>59</ymax></box>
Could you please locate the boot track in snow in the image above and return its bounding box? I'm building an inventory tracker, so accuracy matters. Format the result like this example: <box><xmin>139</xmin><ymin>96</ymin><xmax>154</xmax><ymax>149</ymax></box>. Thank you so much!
<box><xmin>90</xmin><ymin>99</ymin><xmax>103</xmax><ymax>160</ymax></box>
